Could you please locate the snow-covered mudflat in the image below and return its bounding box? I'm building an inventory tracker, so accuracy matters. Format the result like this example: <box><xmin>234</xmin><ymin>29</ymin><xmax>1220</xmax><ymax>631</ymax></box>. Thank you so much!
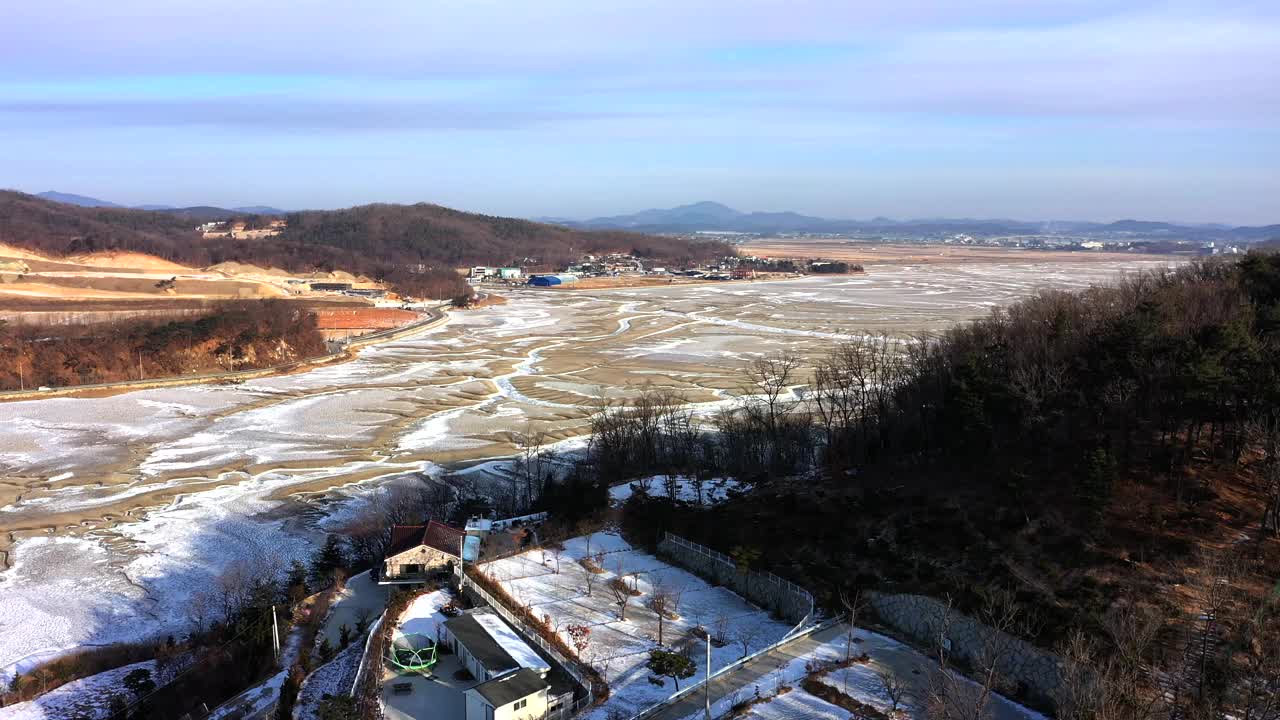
<box><xmin>0</xmin><ymin>261</ymin><xmax>1167</xmax><ymax>678</ymax></box>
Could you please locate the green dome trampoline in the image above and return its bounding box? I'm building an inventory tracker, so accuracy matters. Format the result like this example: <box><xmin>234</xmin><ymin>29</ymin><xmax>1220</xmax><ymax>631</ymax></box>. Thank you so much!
<box><xmin>388</xmin><ymin>632</ymin><xmax>439</xmax><ymax>673</ymax></box>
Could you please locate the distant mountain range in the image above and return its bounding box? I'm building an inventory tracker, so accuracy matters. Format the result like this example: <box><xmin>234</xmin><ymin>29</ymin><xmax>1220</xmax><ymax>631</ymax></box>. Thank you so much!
<box><xmin>540</xmin><ymin>201</ymin><xmax>1280</xmax><ymax>242</ymax></box>
<box><xmin>36</xmin><ymin>191</ymin><xmax>287</xmax><ymax>218</ymax></box>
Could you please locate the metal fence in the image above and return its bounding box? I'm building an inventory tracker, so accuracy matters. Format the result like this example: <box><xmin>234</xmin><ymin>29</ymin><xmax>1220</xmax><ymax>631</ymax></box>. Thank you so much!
<box><xmin>458</xmin><ymin>571</ymin><xmax>597</xmax><ymax>705</ymax></box>
<box><xmin>350</xmin><ymin>611</ymin><xmax>387</xmax><ymax>696</ymax></box>
<box><xmin>659</xmin><ymin>533</ymin><xmax>814</xmax><ymax>631</ymax></box>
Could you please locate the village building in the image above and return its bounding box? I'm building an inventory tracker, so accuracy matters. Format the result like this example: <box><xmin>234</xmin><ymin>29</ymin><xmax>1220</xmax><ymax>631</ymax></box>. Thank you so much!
<box><xmin>527</xmin><ymin>274</ymin><xmax>578</xmax><ymax>287</ymax></box>
<box><xmin>442</xmin><ymin>610</ymin><xmax>574</xmax><ymax>720</ymax></box>
<box><xmin>309</xmin><ymin>281</ymin><xmax>353</xmax><ymax>292</ymax></box>
<box><xmin>381</xmin><ymin>521</ymin><xmax>465</xmax><ymax>584</ymax></box>
<box><xmin>464</xmin><ymin>668</ymin><xmax>548</xmax><ymax>720</ymax></box>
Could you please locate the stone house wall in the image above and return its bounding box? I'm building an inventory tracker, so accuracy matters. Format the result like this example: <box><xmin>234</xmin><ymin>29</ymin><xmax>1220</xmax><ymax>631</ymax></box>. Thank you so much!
<box><xmin>385</xmin><ymin>545</ymin><xmax>455</xmax><ymax>577</ymax></box>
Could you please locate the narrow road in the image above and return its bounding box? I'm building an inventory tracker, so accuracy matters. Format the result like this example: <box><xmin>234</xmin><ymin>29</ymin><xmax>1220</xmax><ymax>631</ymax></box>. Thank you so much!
<box><xmin>648</xmin><ymin>622</ymin><xmax>1044</xmax><ymax>720</ymax></box>
<box><xmin>319</xmin><ymin>570</ymin><xmax>390</xmax><ymax>648</ymax></box>
<box><xmin>648</xmin><ymin>622</ymin><xmax>847</xmax><ymax>720</ymax></box>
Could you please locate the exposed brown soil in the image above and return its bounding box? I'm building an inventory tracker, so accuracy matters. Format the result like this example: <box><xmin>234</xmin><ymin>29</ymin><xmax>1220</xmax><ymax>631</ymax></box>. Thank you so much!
<box><xmin>313</xmin><ymin>307</ymin><xmax>421</xmax><ymax>330</ymax></box>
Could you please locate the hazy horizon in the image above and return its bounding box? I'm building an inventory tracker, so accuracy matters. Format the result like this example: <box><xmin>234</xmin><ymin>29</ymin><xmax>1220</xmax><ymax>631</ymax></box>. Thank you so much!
<box><xmin>2</xmin><ymin>1</ymin><xmax>1277</xmax><ymax>224</ymax></box>
<box><xmin>13</xmin><ymin>190</ymin><xmax>1278</xmax><ymax>228</ymax></box>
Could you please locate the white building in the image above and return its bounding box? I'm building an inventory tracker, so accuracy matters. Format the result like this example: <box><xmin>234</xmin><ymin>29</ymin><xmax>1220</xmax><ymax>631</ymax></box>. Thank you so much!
<box><xmin>442</xmin><ymin>611</ymin><xmax>550</xmax><ymax>681</ymax></box>
<box><xmin>443</xmin><ymin>610</ymin><xmax>578</xmax><ymax>720</ymax></box>
<box><xmin>464</xmin><ymin>668</ymin><xmax>549</xmax><ymax>720</ymax></box>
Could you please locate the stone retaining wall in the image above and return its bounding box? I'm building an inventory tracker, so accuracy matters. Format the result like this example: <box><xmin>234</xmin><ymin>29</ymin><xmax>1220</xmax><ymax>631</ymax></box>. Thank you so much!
<box><xmin>656</xmin><ymin>533</ymin><xmax>813</xmax><ymax>627</ymax></box>
<box><xmin>867</xmin><ymin>591</ymin><xmax>1063</xmax><ymax>706</ymax></box>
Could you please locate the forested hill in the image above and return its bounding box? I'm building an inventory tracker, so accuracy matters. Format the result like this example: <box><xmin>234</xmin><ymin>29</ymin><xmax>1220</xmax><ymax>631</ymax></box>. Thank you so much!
<box><xmin>277</xmin><ymin>203</ymin><xmax>729</xmax><ymax>269</ymax></box>
<box><xmin>0</xmin><ymin>191</ymin><xmax>729</xmax><ymax>297</ymax></box>
<box><xmin>595</xmin><ymin>252</ymin><xmax>1280</xmax><ymax>714</ymax></box>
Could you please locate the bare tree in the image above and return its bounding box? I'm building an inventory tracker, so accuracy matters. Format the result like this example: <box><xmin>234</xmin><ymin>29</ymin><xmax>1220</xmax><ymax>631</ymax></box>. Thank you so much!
<box><xmin>876</xmin><ymin>667</ymin><xmax>911</xmax><ymax>715</ymax></box>
<box><xmin>342</xmin><ymin>480</ymin><xmax>454</xmax><ymax>568</ymax></box>
<box><xmin>513</xmin><ymin>423</ymin><xmax>548</xmax><ymax>509</ymax></box>
<box><xmin>584</xmin><ymin>553</ymin><xmax>604</xmax><ymax>597</ymax></box>
<box><xmin>187</xmin><ymin>589</ymin><xmax>215</xmax><ymax>635</ymax></box>
<box><xmin>839</xmin><ymin>589</ymin><xmax>866</xmax><ymax>668</ymax></box>
<box><xmin>609</xmin><ymin>577</ymin><xmax>632</xmax><ymax>621</ymax></box>
<box><xmin>712</xmin><ymin>612</ymin><xmax>731</xmax><ymax>647</ymax></box>
<box><xmin>662</xmin><ymin>473</ymin><xmax>680</xmax><ymax>501</ymax></box>
<box><xmin>1053</xmin><ymin>630</ymin><xmax>1112</xmax><ymax>720</ymax></box>
<box><xmin>549</xmin><ymin>543</ymin><xmax>564</xmax><ymax>575</ymax></box>
<box><xmin>668</xmin><ymin>582</ymin><xmax>688</xmax><ymax>619</ymax></box>
<box><xmin>924</xmin><ymin>591</ymin><xmax>1030</xmax><ymax>720</ymax></box>
<box><xmin>732</xmin><ymin>622</ymin><xmax>762</xmax><ymax>659</ymax></box>
<box><xmin>650</xmin><ymin>578</ymin><xmax>674</xmax><ymax>645</ymax></box>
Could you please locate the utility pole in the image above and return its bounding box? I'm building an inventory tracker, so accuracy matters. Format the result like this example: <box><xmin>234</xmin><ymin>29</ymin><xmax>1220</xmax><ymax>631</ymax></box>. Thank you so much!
<box><xmin>704</xmin><ymin>633</ymin><xmax>712</xmax><ymax>719</ymax></box>
<box><xmin>272</xmin><ymin>605</ymin><xmax>280</xmax><ymax>661</ymax></box>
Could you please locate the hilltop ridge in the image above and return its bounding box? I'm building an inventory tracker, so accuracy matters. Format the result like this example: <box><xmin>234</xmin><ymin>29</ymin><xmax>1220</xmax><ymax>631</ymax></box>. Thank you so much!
<box><xmin>1</xmin><ymin>191</ymin><xmax>730</xmax><ymax>299</ymax></box>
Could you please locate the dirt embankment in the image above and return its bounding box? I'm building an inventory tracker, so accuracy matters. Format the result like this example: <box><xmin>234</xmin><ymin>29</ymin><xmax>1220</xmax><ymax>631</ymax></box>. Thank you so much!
<box><xmin>0</xmin><ymin>243</ymin><xmax>387</xmax><ymax>306</ymax></box>
<box><xmin>313</xmin><ymin>307</ymin><xmax>424</xmax><ymax>340</ymax></box>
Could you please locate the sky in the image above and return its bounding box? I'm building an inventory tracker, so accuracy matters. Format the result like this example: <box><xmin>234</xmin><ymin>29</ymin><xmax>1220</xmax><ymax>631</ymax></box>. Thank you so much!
<box><xmin>1</xmin><ymin>1</ymin><xmax>1277</xmax><ymax>224</ymax></box>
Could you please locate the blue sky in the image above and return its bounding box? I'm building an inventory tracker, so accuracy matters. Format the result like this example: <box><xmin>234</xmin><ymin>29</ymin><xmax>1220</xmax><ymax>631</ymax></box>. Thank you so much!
<box><xmin>1</xmin><ymin>1</ymin><xmax>1277</xmax><ymax>224</ymax></box>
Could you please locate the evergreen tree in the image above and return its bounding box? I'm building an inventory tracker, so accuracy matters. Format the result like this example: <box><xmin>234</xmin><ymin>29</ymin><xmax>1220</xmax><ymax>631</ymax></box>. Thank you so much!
<box><xmin>122</xmin><ymin>668</ymin><xmax>155</xmax><ymax>699</ymax></box>
<box><xmin>310</xmin><ymin>535</ymin><xmax>345</xmax><ymax>587</ymax></box>
<box><xmin>1081</xmin><ymin>447</ymin><xmax>1116</xmax><ymax>533</ymax></box>
<box><xmin>287</xmin><ymin>559</ymin><xmax>309</xmax><ymax>602</ymax></box>
<box><xmin>646</xmin><ymin>648</ymin><xmax>696</xmax><ymax>690</ymax></box>
<box><xmin>318</xmin><ymin>637</ymin><xmax>335</xmax><ymax>663</ymax></box>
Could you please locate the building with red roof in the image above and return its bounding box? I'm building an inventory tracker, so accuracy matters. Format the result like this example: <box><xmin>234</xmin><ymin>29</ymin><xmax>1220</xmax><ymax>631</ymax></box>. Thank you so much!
<box><xmin>381</xmin><ymin>520</ymin><xmax>465</xmax><ymax>585</ymax></box>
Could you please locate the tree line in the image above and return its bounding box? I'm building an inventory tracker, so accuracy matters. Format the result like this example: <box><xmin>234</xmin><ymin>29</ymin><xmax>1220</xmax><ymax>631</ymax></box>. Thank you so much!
<box><xmin>0</xmin><ymin>300</ymin><xmax>326</xmax><ymax>390</ymax></box>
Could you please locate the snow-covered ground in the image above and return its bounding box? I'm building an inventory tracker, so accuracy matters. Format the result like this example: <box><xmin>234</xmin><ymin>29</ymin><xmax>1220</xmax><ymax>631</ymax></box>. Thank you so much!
<box><xmin>670</xmin><ymin>625</ymin><xmax>1047</xmax><ymax>720</ymax></box>
<box><xmin>1</xmin><ymin>263</ymin><xmax>1166</xmax><ymax>679</ymax></box>
<box><xmin>609</xmin><ymin>476</ymin><xmax>741</xmax><ymax>506</ymax></box>
<box><xmin>733</xmin><ymin>687</ymin><xmax>848</xmax><ymax>720</ymax></box>
<box><xmin>0</xmin><ymin>657</ymin><xmax>191</xmax><ymax>720</ymax></box>
<box><xmin>396</xmin><ymin>589</ymin><xmax>454</xmax><ymax>642</ymax></box>
<box><xmin>293</xmin><ymin>641</ymin><xmax>363</xmax><ymax>720</ymax></box>
<box><xmin>480</xmin><ymin>532</ymin><xmax>791</xmax><ymax>720</ymax></box>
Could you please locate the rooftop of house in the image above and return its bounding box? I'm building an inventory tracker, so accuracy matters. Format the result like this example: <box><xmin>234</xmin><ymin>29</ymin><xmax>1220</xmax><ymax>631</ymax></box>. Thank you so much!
<box><xmin>387</xmin><ymin>520</ymin><xmax>465</xmax><ymax>558</ymax></box>
<box><xmin>467</xmin><ymin>668</ymin><xmax>549</xmax><ymax>708</ymax></box>
<box><xmin>444</xmin><ymin>610</ymin><xmax>550</xmax><ymax>676</ymax></box>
